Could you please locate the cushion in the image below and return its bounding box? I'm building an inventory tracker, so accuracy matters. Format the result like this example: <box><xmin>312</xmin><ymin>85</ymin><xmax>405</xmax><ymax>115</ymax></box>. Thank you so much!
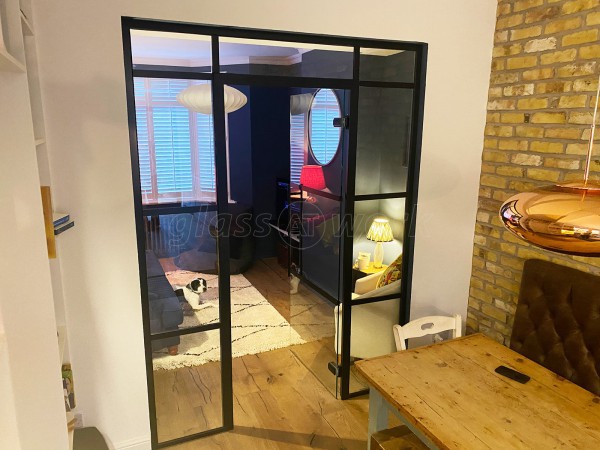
<box><xmin>376</xmin><ymin>254</ymin><xmax>402</xmax><ymax>289</ymax></box>
<box><xmin>511</xmin><ymin>259</ymin><xmax>600</xmax><ymax>395</ymax></box>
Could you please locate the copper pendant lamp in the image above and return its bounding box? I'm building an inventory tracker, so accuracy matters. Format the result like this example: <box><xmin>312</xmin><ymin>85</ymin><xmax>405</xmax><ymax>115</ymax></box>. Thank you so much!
<box><xmin>499</xmin><ymin>73</ymin><xmax>600</xmax><ymax>256</ymax></box>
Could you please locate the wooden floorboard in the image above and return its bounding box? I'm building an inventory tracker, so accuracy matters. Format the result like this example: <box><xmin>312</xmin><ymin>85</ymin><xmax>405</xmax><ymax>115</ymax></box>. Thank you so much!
<box><xmin>163</xmin><ymin>347</ymin><xmax>369</xmax><ymax>449</ymax></box>
<box><xmin>154</xmin><ymin>257</ymin><xmax>368</xmax><ymax>448</ymax></box>
<box><xmin>290</xmin><ymin>337</ymin><xmax>369</xmax><ymax>397</ymax></box>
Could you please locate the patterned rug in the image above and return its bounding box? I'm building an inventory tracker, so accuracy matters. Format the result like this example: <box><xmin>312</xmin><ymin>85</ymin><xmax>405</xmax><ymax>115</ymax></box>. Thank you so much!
<box><xmin>152</xmin><ymin>271</ymin><xmax>307</xmax><ymax>370</ymax></box>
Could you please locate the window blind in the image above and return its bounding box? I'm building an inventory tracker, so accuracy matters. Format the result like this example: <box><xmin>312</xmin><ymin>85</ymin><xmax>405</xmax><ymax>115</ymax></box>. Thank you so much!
<box><xmin>290</xmin><ymin>113</ymin><xmax>305</xmax><ymax>184</ymax></box>
<box><xmin>197</xmin><ymin>113</ymin><xmax>216</xmax><ymax>193</ymax></box>
<box><xmin>133</xmin><ymin>78</ymin><xmax>216</xmax><ymax>204</ymax></box>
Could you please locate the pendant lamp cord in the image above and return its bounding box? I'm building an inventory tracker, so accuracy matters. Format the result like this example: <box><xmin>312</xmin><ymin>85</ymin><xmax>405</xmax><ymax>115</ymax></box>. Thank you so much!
<box><xmin>583</xmin><ymin>72</ymin><xmax>600</xmax><ymax>184</ymax></box>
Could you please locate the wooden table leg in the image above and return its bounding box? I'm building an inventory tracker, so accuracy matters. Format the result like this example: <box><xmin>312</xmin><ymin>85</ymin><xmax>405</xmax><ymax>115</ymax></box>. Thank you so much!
<box><xmin>368</xmin><ymin>388</ymin><xmax>389</xmax><ymax>450</ymax></box>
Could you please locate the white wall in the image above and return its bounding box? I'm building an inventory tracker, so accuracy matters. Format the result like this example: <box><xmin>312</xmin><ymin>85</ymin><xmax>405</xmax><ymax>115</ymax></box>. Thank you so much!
<box><xmin>33</xmin><ymin>0</ymin><xmax>496</xmax><ymax>448</ymax></box>
<box><xmin>0</xmin><ymin>60</ymin><xmax>68</xmax><ymax>450</ymax></box>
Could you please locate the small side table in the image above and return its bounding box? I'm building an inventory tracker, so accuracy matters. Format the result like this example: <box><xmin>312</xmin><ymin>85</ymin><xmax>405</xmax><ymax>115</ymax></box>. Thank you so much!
<box><xmin>352</xmin><ymin>262</ymin><xmax>388</xmax><ymax>289</ymax></box>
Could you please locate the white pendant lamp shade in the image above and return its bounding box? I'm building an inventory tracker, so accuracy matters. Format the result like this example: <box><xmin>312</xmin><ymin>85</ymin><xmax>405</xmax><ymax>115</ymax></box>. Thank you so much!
<box><xmin>177</xmin><ymin>84</ymin><xmax>247</xmax><ymax>114</ymax></box>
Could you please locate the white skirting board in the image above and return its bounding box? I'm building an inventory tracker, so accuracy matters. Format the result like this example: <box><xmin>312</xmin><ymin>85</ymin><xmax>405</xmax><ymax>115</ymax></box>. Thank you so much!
<box><xmin>114</xmin><ymin>436</ymin><xmax>151</xmax><ymax>450</ymax></box>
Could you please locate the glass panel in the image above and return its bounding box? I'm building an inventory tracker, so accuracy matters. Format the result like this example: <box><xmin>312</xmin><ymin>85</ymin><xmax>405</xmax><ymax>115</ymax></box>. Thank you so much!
<box><xmin>219</xmin><ymin>37</ymin><xmax>353</xmax><ymax>78</ymax></box>
<box><xmin>352</xmin><ymin>198</ymin><xmax>404</xmax><ymax>292</ymax></box>
<box><xmin>133</xmin><ymin>78</ymin><xmax>216</xmax><ymax>205</ymax></box>
<box><xmin>348</xmin><ymin>298</ymin><xmax>400</xmax><ymax>395</ymax></box>
<box><xmin>355</xmin><ymin>87</ymin><xmax>413</xmax><ymax>195</ymax></box>
<box><xmin>130</xmin><ymin>29</ymin><xmax>211</xmax><ymax>72</ymax></box>
<box><xmin>152</xmin><ymin>329</ymin><xmax>223</xmax><ymax>443</ymax></box>
<box><xmin>300</xmin><ymin>191</ymin><xmax>342</xmax><ymax>300</ymax></box>
<box><xmin>359</xmin><ymin>48</ymin><xmax>415</xmax><ymax>83</ymax></box>
<box><xmin>144</xmin><ymin>211</ymin><xmax>220</xmax><ymax>333</ymax></box>
<box><xmin>334</xmin><ymin>297</ymin><xmax>399</xmax><ymax>396</ymax></box>
<box><xmin>217</xmin><ymin>83</ymin><xmax>338</xmax><ymax>398</ymax></box>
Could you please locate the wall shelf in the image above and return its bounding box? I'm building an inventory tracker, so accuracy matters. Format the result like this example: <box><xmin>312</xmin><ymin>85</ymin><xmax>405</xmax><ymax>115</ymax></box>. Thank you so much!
<box><xmin>3</xmin><ymin>1</ymin><xmax>74</xmax><ymax>447</ymax></box>
<box><xmin>54</xmin><ymin>220</ymin><xmax>74</xmax><ymax>235</ymax></box>
<box><xmin>0</xmin><ymin>47</ymin><xmax>26</xmax><ymax>72</ymax></box>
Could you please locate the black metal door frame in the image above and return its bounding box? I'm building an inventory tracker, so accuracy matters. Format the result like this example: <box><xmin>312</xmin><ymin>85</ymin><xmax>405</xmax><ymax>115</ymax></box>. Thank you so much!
<box><xmin>338</xmin><ymin>45</ymin><xmax>428</xmax><ymax>399</ymax></box>
<box><xmin>122</xmin><ymin>17</ymin><xmax>428</xmax><ymax>447</ymax></box>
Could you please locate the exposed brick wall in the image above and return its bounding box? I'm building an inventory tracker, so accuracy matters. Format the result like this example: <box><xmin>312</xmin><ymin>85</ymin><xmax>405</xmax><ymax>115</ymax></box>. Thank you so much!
<box><xmin>467</xmin><ymin>0</ymin><xmax>600</xmax><ymax>344</ymax></box>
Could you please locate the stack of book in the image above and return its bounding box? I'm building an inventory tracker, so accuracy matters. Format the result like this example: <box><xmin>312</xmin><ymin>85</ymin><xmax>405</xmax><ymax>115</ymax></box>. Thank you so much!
<box><xmin>53</xmin><ymin>213</ymin><xmax>74</xmax><ymax>235</ymax></box>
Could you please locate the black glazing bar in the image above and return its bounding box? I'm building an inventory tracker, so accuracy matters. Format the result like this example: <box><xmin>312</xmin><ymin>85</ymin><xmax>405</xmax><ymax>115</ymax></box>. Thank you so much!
<box><xmin>125</xmin><ymin>17</ymin><xmax>424</xmax><ymax>52</ymax></box>
<box><xmin>149</xmin><ymin>322</ymin><xmax>221</xmax><ymax>341</ymax></box>
<box><xmin>351</xmin><ymin>294</ymin><xmax>402</xmax><ymax>307</ymax></box>
<box><xmin>333</xmin><ymin>86</ymin><xmax>350</xmax><ymax>401</ymax></box>
<box><xmin>212</xmin><ymin>35</ymin><xmax>234</xmax><ymax>432</ymax></box>
<box><xmin>156</xmin><ymin>427</ymin><xmax>228</xmax><ymax>449</ymax></box>
<box><xmin>135</xmin><ymin>64</ymin><xmax>357</xmax><ymax>90</ymax></box>
<box><xmin>286</xmin><ymin>183</ymin><xmax>291</xmax><ymax>277</ymax></box>
<box><xmin>301</xmin><ymin>185</ymin><xmax>343</xmax><ymax>202</ymax></box>
<box><xmin>132</xmin><ymin>69</ymin><xmax>213</xmax><ymax>81</ymax></box>
<box><xmin>218</xmin><ymin>72</ymin><xmax>353</xmax><ymax>90</ymax></box>
<box><xmin>299</xmin><ymin>187</ymin><xmax>303</xmax><ymax>275</ymax></box>
<box><xmin>141</xmin><ymin>203</ymin><xmax>217</xmax><ymax>216</ymax></box>
<box><xmin>399</xmin><ymin>45</ymin><xmax>428</xmax><ymax>327</ymax></box>
<box><xmin>339</xmin><ymin>46</ymin><xmax>361</xmax><ymax>400</ymax></box>
<box><xmin>354</xmin><ymin>192</ymin><xmax>407</xmax><ymax>201</ymax></box>
<box><xmin>121</xmin><ymin>17</ymin><xmax>159</xmax><ymax>449</ymax></box>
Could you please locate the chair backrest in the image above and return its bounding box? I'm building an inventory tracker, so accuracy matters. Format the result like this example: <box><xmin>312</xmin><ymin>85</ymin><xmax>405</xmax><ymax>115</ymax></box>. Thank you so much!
<box><xmin>393</xmin><ymin>314</ymin><xmax>462</xmax><ymax>351</ymax></box>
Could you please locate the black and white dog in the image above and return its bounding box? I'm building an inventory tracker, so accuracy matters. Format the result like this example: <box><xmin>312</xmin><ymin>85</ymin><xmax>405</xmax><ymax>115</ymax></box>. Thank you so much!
<box><xmin>183</xmin><ymin>278</ymin><xmax>208</xmax><ymax>310</ymax></box>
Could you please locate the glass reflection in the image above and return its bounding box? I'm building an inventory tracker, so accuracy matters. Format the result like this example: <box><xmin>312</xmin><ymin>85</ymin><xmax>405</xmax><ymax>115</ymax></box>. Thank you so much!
<box><xmin>300</xmin><ymin>192</ymin><xmax>342</xmax><ymax>299</ymax></box>
<box><xmin>144</xmin><ymin>211</ymin><xmax>220</xmax><ymax>338</ymax></box>
<box><xmin>130</xmin><ymin>30</ymin><xmax>212</xmax><ymax>71</ymax></box>
<box><xmin>355</xmin><ymin>87</ymin><xmax>413</xmax><ymax>195</ymax></box>
<box><xmin>219</xmin><ymin>37</ymin><xmax>353</xmax><ymax>78</ymax></box>
<box><xmin>353</xmin><ymin>198</ymin><xmax>405</xmax><ymax>271</ymax></box>
<box><xmin>133</xmin><ymin>78</ymin><xmax>216</xmax><ymax>205</ymax></box>
<box><xmin>359</xmin><ymin>48</ymin><xmax>415</xmax><ymax>83</ymax></box>
<box><xmin>152</xmin><ymin>330</ymin><xmax>223</xmax><ymax>443</ymax></box>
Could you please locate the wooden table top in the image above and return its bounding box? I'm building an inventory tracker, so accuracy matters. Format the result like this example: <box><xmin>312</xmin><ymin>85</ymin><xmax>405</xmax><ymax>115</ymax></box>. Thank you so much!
<box><xmin>355</xmin><ymin>333</ymin><xmax>600</xmax><ymax>449</ymax></box>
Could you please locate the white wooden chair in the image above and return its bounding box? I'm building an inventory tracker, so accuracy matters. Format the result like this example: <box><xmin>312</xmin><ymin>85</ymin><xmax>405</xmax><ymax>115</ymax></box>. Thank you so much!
<box><xmin>393</xmin><ymin>314</ymin><xmax>462</xmax><ymax>351</ymax></box>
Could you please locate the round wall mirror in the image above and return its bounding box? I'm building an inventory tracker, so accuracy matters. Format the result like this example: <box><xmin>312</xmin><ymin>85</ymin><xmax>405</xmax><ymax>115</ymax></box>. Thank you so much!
<box><xmin>308</xmin><ymin>88</ymin><xmax>341</xmax><ymax>165</ymax></box>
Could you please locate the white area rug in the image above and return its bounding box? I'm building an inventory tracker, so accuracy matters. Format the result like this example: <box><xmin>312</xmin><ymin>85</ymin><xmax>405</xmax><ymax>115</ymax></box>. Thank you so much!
<box><xmin>153</xmin><ymin>271</ymin><xmax>306</xmax><ymax>370</ymax></box>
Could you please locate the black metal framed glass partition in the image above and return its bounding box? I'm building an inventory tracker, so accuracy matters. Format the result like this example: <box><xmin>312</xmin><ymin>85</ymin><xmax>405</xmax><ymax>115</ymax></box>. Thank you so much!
<box><xmin>337</xmin><ymin>46</ymin><xmax>427</xmax><ymax>398</ymax></box>
<box><xmin>123</xmin><ymin>17</ymin><xmax>426</xmax><ymax>447</ymax></box>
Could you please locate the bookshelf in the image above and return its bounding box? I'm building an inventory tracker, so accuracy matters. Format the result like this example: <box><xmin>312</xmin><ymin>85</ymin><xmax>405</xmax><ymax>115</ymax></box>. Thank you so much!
<box><xmin>2</xmin><ymin>0</ymin><xmax>74</xmax><ymax>447</ymax></box>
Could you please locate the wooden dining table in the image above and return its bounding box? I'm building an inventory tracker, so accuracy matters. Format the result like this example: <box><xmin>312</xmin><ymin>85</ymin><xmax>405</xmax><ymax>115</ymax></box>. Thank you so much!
<box><xmin>355</xmin><ymin>333</ymin><xmax>600</xmax><ymax>449</ymax></box>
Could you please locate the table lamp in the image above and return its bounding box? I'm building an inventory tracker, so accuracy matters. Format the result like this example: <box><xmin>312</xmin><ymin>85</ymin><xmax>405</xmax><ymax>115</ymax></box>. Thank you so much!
<box><xmin>367</xmin><ymin>217</ymin><xmax>394</xmax><ymax>268</ymax></box>
<box><xmin>300</xmin><ymin>165</ymin><xmax>326</xmax><ymax>202</ymax></box>
<box><xmin>300</xmin><ymin>165</ymin><xmax>326</xmax><ymax>190</ymax></box>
